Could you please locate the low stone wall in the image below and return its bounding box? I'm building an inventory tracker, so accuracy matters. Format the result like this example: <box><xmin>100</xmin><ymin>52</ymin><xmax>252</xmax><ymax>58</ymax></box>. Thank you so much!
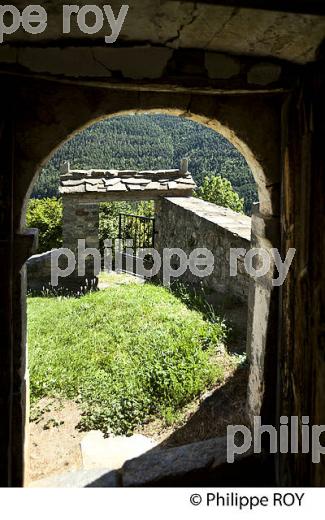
<box><xmin>26</xmin><ymin>250</ymin><xmax>98</xmax><ymax>293</ymax></box>
<box><xmin>26</xmin><ymin>251</ymin><xmax>53</xmax><ymax>292</ymax></box>
<box><xmin>155</xmin><ymin>197</ymin><xmax>251</xmax><ymax>303</ymax></box>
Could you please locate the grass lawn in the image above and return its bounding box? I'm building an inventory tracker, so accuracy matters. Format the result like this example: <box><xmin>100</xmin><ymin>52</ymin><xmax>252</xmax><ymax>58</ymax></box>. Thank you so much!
<box><xmin>28</xmin><ymin>283</ymin><xmax>229</xmax><ymax>435</ymax></box>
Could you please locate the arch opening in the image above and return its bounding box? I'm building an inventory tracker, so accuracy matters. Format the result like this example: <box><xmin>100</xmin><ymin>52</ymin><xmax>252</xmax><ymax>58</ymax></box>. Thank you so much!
<box><xmin>13</xmin><ymin>90</ymin><xmax>280</xmax><ymax>487</ymax></box>
<box><xmin>21</xmin><ymin>109</ymin><xmax>270</xmax><ymax>231</ymax></box>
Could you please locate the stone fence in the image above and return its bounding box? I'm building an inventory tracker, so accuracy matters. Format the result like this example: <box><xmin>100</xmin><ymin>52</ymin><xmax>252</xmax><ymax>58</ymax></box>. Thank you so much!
<box><xmin>155</xmin><ymin>197</ymin><xmax>252</xmax><ymax>303</ymax></box>
<box><xmin>26</xmin><ymin>250</ymin><xmax>98</xmax><ymax>293</ymax></box>
<box><xmin>26</xmin><ymin>251</ymin><xmax>53</xmax><ymax>293</ymax></box>
<box><xmin>26</xmin><ymin>196</ymin><xmax>252</xmax><ymax>299</ymax></box>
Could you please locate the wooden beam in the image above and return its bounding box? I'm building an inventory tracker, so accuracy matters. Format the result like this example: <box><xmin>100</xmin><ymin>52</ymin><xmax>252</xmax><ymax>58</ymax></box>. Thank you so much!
<box><xmin>0</xmin><ymin>70</ymin><xmax>289</xmax><ymax>96</ymax></box>
<box><xmin>170</xmin><ymin>0</ymin><xmax>325</xmax><ymax>16</ymax></box>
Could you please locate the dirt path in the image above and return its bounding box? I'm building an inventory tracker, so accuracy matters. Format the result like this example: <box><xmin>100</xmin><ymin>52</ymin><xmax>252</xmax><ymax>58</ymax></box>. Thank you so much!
<box><xmin>28</xmin><ymin>364</ymin><xmax>248</xmax><ymax>483</ymax></box>
<box><xmin>29</xmin><ymin>398</ymin><xmax>85</xmax><ymax>482</ymax></box>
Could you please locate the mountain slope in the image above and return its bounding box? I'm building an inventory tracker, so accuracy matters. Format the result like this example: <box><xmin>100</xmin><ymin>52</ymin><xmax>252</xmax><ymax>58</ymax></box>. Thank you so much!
<box><xmin>33</xmin><ymin>114</ymin><xmax>257</xmax><ymax>214</ymax></box>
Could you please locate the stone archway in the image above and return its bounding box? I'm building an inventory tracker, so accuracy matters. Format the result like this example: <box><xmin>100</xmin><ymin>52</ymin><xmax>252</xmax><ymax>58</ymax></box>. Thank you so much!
<box><xmin>8</xmin><ymin>77</ymin><xmax>282</xmax><ymax>485</ymax></box>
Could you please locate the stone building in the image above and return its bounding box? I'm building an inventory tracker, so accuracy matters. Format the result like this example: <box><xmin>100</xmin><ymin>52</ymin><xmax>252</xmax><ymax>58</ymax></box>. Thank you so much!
<box><xmin>0</xmin><ymin>1</ymin><xmax>324</xmax><ymax>486</ymax></box>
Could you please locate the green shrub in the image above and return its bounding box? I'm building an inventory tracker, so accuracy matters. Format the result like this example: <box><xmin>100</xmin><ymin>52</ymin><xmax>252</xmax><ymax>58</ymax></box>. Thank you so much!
<box><xmin>26</xmin><ymin>198</ymin><xmax>63</xmax><ymax>253</ymax></box>
<box><xmin>28</xmin><ymin>283</ymin><xmax>227</xmax><ymax>435</ymax></box>
<box><xmin>195</xmin><ymin>175</ymin><xmax>244</xmax><ymax>213</ymax></box>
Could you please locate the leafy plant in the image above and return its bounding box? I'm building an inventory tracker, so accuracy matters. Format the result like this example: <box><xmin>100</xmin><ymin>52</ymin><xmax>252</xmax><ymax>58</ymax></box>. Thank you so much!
<box><xmin>26</xmin><ymin>198</ymin><xmax>63</xmax><ymax>253</ymax></box>
<box><xmin>195</xmin><ymin>175</ymin><xmax>244</xmax><ymax>213</ymax></box>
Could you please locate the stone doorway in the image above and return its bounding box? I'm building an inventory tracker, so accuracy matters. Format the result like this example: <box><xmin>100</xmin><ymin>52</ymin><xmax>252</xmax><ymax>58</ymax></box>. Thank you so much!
<box><xmin>8</xmin><ymin>91</ymin><xmax>278</xmax><ymax>486</ymax></box>
<box><xmin>24</xmin><ymin>112</ymin><xmax>266</xmax><ymax>486</ymax></box>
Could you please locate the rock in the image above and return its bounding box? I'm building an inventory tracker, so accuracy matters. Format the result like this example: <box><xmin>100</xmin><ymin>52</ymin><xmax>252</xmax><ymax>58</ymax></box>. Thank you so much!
<box><xmin>205</xmin><ymin>52</ymin><xmax>240</xmax><ymax>79</ymax></box>
<box><xmin>247</xmin><ymin>63</ymin><xmax>282</xmax><ymax>86</ymax></box>
<box><xmin>122</xmin><ymin>435</ymin><xmax>252</xmax><ymax>486</ymax></box>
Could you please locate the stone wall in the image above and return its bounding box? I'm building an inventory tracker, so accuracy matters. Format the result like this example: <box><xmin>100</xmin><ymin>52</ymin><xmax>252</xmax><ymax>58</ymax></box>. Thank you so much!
<box><xmin>26</xmin><ymin>251</ymin><xmax>53</xmax><ymax>293</ymax></box>
<box><xmin>155</xmin><ymin>197</ymin><xmax>251</xmax><ymax>303</ymax></box>
<box><xmin>26</xmin><ymin>249</ymin><xmax>99</xmax><ymax>294</ymax></box>
<box><xmin>25</xmin><ymin>198</ymin><xmax>101</xmax><ymax>294</ymax></box>
<box><xmin>61</xmin><ymin>196</ymin><xmax>100</xmax><ymax>289</ymax></box>
<box><xmin>62</xmin><ymin>196</ymin><xmax>99</xmax><ymax>252</ymax></box>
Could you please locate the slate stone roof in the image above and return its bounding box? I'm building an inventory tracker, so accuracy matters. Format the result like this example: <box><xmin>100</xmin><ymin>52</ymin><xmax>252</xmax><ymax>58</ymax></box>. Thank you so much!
<box><xmin>59</xmin><ymin>162</ymin><xmax>196</xmax><ymax>196</ymax></box>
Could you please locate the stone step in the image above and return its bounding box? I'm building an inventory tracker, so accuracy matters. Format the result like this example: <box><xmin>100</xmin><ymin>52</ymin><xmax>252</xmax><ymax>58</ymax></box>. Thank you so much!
<box><xmin>30</xmin><ymin>468</ymin><xmax>120</xmax><ymax>488</ymax></box>
<box><xmin>80</xmin><ymin>431</ymin><xmax>157</xmax><ymax>470</ymax></box>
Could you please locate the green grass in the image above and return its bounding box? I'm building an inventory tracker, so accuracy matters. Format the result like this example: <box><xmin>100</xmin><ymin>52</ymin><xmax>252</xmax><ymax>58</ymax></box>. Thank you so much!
<box><xmin>28</xmin><ymin>283</ymin><xmax>227</xmax><ymax>435</ymax></box>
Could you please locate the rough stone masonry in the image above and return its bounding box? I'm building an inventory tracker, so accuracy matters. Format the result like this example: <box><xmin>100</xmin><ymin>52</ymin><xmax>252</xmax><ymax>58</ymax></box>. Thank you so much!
<box><xmin>155</xmin><ymin>196</ymin><xmax>252</xmax><ymax>303</ymax></box>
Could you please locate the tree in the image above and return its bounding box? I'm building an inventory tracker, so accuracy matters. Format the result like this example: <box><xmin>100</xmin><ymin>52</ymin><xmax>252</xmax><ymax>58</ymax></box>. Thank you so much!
<box><xmin>26</xmin><ymin>198</ymin><xmax>63</xmax><ymax>253</ymax></box>
<box><xmin>195</xmin><ymin>175</ymin><xmax>244</xmax><ymax>213</ymax></box>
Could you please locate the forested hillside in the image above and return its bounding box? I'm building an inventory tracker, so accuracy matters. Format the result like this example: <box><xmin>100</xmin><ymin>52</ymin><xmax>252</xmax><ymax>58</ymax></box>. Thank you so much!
<box><xmin>33</xmin><ymin>114</ymin><xmax>257</xmax><ymax>214</ymax></box>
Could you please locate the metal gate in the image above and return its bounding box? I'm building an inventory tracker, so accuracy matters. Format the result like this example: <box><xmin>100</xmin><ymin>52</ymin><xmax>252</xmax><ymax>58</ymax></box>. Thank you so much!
<box><xmin>116</xmin><ymin>213</ymin><xmax>155</xmax><ymax>276</ymax></box>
